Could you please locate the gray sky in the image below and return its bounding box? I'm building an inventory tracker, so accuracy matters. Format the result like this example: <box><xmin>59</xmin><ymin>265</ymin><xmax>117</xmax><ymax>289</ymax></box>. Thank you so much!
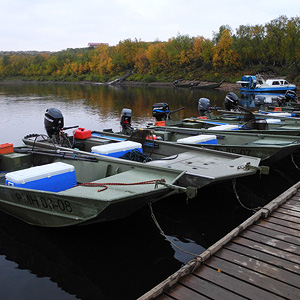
<box><xmin>1</xmin><ymin>0</ymin><xmax>299</xmax><ymax>52</ymax></box>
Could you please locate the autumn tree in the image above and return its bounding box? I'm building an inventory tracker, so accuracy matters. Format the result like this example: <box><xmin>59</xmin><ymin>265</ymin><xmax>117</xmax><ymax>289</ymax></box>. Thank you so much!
<box><xmin>188</xmin><ymin>36</ymin><xmax>213</xmax><ymax>68</ymax></box>
<box><xmin>212</xmin><ymin>28</ymin><xmax>239</xmax><ymax>69</ymax></box>
<box><xmin>164</xmin><ymin>34</ymin><xmax>194</xmax><ymax>68</ymax></box>
<box><xmin>264</xmin><ymin>16</ymin><xmax>288</xmax><ymax>66</ymax></box>
<box><xmin>145</xmin><ymin>43</ymin><xmax>169</xmax><ymax>74</ymax></box>
<box><xmin>284</xmin><ymin>16</ymin><xmax>300</xmax><ymax>69</ymax></box>
<box><xmin>133</xmin><ymin>48</ymin><xmax>149</xmax><ymax>73</ymax></box>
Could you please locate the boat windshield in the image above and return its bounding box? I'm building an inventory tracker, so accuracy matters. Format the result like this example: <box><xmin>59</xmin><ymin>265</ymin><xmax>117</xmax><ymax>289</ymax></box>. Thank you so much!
<box><xmin>272</xmin><ymin>81</ymin><xmax>280</xmax><ymax>86</ymax></box>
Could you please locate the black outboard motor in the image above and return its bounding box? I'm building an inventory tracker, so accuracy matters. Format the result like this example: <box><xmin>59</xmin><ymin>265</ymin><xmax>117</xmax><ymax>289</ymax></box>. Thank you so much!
<box><xmin>120</xmin><ymin>108</ymin><xmax>132</xmax><ymax>128</ymax></box>
<box><xmin>197</xmin><ymin>98</ymin><xmax>210</xmax><ymax>116</ymax></box>
<box><xmin>254</xmin><ymin>95</ymin><xmax>266</xmax><ymax>107</ymax></box>
<box><xmin>285</xmin><ymin>90</ymin><xmax>296</xmax><ymax>102</ymax></box>
<box><xmin>120</xmin><ymin>108</ymin><xmax>133</xmax><ymax>134</ymax></box>
<box><xmin>44</xmin><ymin>108</ymin><xmax>64</xmax><ymax>138</ymax></box>
<box><xmin>277</xmin><ymin>90</ymin><xmax>297</xmax><ymax>106</ymax></box>
<box><xmin>152</xmin><ymin>103</ymin><xmax>170</xmax><ymax>121</ymax></box>
<box><xmin>224</xmin><ymin>92</ymin><xmax>239</xmax><ymax>110</ymax></box>
<box><xmin>276</xmin><ymin>95</ymin><xmax>286</xmax><ymax>107</ymax></box>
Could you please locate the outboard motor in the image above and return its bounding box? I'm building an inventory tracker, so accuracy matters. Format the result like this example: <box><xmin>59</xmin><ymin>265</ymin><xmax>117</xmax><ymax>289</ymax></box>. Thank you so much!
<box><xmin>44</xmin><ymin>108</ymin><xmax>64</xmax><ymax>138</ymax></box>
<box><xmin>254</xmin><ymin>95</ymin><xmax>266</xmax><ymax>107</ymax></box>
<box><xmin>120</xmin><ymin>108</ymin><xmax>132</xmax><ymax>129</ymax></box>
<box><xmin>224</xmin><ymin>92</ymin><xmax>239</xmax><ymax>110</ymax></box>
<box><xmin>277</xmin><ymin>90</ymin><xmax>297</xmax><ymax>106</ymax></box>
<box><xmin>276</xmin><ymin>95</ymin><xmax>286</xmax><ymax>107</ymax></box>
<box><xmin>285</xmin><ymin>90</ymin><xmax>296</xmax><ymax>102</ymax></box>
<box><xmin>152</xmin><ymin>103</ymin><xmax>170</xmax><ymax>121</ymax></box>
<box><xmin>198</xmin><ymin>98</ymin><xmax>210</xmax><ymax>116</ymax></box>
<box><xmin>120</xmin><ymin>108</ymin><xmax>133</xmax><ymax>134</ymax></box>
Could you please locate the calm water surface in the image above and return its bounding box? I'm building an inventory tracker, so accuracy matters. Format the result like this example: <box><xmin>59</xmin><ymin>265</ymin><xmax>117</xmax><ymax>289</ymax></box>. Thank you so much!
<box><xmin>0</xmin><ymin>82</ymin><xmax>227</xmax><ymax>145</ymax></box>
<box><xmin>0</xmin><ymin>82</ymin><xmax>299</xmax><ymax>300</ymax></box>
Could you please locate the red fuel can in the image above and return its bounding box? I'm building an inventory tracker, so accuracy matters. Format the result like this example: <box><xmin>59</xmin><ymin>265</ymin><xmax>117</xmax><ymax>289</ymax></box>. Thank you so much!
<box><xmin>74</xmin><ymin>128</ymin><xmax>91</xmax><ymax>139</ymax></box>
<box><xmin>0</xmin><ymin>143</ymin><xmax>14</xmax><ymax>154</ymax></box>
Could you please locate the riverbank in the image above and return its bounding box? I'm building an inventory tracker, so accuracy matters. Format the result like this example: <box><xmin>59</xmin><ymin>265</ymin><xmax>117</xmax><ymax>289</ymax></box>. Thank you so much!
<box><xmin>1</xmin><ymin>79</ymin><xmax>298</xmax><ymax>95</ymax></box>
<box><xmin>121</xmin><ymin>80</ymin><xmax>240</xmax><ymax>92</ymax></box>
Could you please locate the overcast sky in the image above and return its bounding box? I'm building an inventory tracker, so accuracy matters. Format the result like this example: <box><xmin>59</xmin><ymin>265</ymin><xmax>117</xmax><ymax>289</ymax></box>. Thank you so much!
<box><xmin>1</xmin><ymin>0</ymin><xmax>299</xmax><ymax>52</ymax></box>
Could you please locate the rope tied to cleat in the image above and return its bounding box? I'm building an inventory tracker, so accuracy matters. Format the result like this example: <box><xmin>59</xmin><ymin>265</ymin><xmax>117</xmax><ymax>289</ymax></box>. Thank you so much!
<box><xmin>77</xmin><ymin>179</ymin><xmax>166</xmax><ymax>192</ymax></box>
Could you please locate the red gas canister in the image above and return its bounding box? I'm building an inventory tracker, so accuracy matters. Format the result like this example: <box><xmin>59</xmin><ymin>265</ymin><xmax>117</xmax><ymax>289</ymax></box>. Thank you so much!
<box><xmin>0</xmin><ymin>143</ymin><xmax>14</xmax><ymax>154</ymax></box>
<box><xmin>74</xmin><ymin>128</ymin><xmax>92</xmax><ymax>139</ymax></box>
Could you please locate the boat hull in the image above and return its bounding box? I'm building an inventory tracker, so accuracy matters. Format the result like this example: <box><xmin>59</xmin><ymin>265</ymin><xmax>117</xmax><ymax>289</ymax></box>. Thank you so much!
<box><xmin>0</xmin><ymin>183</ymin><xmax>172</xmax><ymax>227</ymax></box>
<box><xmin>240</xmin><ymin>86</ymin><xmax>297</xmax><ymax>93</ymax></box>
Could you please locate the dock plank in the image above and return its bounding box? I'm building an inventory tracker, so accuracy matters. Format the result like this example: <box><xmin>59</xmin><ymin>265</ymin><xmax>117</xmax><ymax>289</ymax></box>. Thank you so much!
<box><xmin>265</xmin><ymin>215</ymin><xmax>300</xmax><ymax>229</ymax></box>
<box><xmin>165</xmin><ymin>283</ymin><xmax>210</xmax><ymax>300</ymax></box>
<box><xmin>155</xmin><ymin>296</ymin><xmax>173</xmax><ymax>300</ymax></box>
<box><xmin>250</xmin><ymin>223</ymin><xmax>300</xmax><ymax>244</ymax></box>
<box><xmin>204</xmin><ymin>256</ymin><xmax>300</xmax><ymax>299</ymax></box>
<box><xmin>281</xmin><ymin>203</ymin><xmax>300</xmax><ymax>212</ymax></box>
<box><xmin>180</xmin><ymin>273</ymin><xmax>246</xmax><ymax>300</ymax></box>
<box><xmin>233</xmin><ymin>236</ymin><xmax>300</xmax><ymax>265</ymax></box>
<box><xmin>271</xmin><ymin>211</ymin><xmax>300</xmax><ymax>224</ymax></box>
<box><xmin>215</xmin><ymin>247</ymin><xmax>300</xmax><ymax>289</ymax></box>
<box><xmin>224</xmin><ymin>242</ymin><xmax>300</xmax><ymax>274</ymax></box>
<box><xmin>193</xmin><ymin>264</ymin><xmax>278</xmax><ymax>300</ymax></box>
<box><xmin>276</xmin><ymin>207</ymin><xmax>300</xmax><ymax>218</ymax></box>
<box><xmin>239</xmin><ymin>230</ymin><xmax>300</xmax><ymax>255</ymax></box>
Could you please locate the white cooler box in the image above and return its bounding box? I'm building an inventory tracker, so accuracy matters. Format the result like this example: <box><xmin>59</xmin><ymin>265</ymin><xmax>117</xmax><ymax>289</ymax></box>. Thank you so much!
<box><xmin>266</xmin><ymin>118</ymin><xmax>281</xmax><ymax>124</ymax></box>
<box><xmin>5</xmin><ymin>162</ymin><xmax>77</xmax><ymax>192</ymax></box>
<box><xmin>177</xmin><ymin>135</ymin><xmax>217</xmax><ymax>145</ymax></box>
<box><xmin>91</xmin><ymin>141</ymin><xmax>143</xmax><ymax>158</ymax></box>
<box><xmin>208</xmin><ymin>124</ymin><xmax>239</xmax><ymax>131</ymax></box>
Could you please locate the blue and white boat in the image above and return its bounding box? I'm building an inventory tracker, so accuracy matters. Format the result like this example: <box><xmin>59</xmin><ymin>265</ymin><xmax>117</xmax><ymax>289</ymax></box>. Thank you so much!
<box><xmin>237</xmin><ymin>74</ymin><xmax>296</xmax><ymax>93</ymax></box>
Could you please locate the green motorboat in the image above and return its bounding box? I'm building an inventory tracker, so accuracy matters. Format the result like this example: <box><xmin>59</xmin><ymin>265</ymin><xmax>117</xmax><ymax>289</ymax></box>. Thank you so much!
<box><xmin>22</xmin><ymin>108</ymin><xmax>262</xmax><ymax>190</ymax></box>
<box><xmin>145</xmin><ymin>126</ymin><xmax>300</xmax><ymax>165</ymax></box>
<box><xmin>150</xmin><ymin>101</ymin><xmax>300</xmax><ymax>136</ymax></box>
<box><xmin>0</xmin><ymin>144</ymin><xmax>191</xmax><ymax>227</ymax></box>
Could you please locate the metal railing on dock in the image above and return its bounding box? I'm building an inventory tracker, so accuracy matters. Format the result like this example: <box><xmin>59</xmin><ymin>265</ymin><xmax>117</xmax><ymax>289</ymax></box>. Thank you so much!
<box><xmin>139</xmin><ymin>181</ymin><xmax>300</xmax><ymax>300</ymax></box>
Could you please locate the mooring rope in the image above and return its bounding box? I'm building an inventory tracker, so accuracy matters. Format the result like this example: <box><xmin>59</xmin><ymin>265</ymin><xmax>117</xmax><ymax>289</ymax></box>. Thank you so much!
<box><xmin>148</xmin><ymin>202</ymin><xmax>199</xmax><ymax>257</ymax></box>
<box><xmin>77</xmin><ymin>179</ymin><xmax>166</xmax><ymax>192</ymax></box>
<box><xmin>291</xmin><ymin>153</ymin><xmax>300</xmax><ymax>171</ymax></box>
<box><xmin>232</xmin><ymin>179</ymin><xmax>261</xmax><ymax>211</ymax></box>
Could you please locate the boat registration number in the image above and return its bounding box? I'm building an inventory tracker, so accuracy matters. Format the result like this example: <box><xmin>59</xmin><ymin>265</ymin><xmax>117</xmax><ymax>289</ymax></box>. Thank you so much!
<box><xmin>15</xmin><ymin>192</ymin><xmax>73</xmax><ymax>213</ymax></box>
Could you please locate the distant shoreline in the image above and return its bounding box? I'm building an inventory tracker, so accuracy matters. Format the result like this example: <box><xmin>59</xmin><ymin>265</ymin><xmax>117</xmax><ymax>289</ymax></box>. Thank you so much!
<box><xmin>0</xmin><ymin>79</ymin><xmax>240</xmax><ymax>92</ymax></box>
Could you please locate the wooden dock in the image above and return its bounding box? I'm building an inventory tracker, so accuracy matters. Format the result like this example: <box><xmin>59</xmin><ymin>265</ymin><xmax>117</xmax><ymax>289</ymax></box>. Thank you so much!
<box><xmin>139</xmin><ymin>181</ymin><xmax>300</xmax><ymax>300</ymax></box>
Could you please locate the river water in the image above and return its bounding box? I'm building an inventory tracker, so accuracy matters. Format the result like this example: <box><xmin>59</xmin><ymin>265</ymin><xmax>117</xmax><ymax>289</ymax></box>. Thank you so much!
<box><xmin>0</xmin><ymin>82</ymin><xmax>299</xmax><ymax>300</ymax></box>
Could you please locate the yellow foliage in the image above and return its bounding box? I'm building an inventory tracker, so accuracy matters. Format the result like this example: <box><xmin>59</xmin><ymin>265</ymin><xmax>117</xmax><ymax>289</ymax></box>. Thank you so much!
<box><xmin>212</xmin><ymin>29</ymin><xmax>239</xmax><ymax>68</ymax></box>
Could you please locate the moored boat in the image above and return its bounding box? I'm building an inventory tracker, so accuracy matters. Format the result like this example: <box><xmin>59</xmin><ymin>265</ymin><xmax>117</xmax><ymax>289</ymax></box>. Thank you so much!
<box><xmin>173</xmin><ymin>80</ymin><xmax>200</xmax><ymax>88</ymax></box>
<box><xmin>191</xmin><ymin>79</ymin><xmax>225</xmax><ymax>90</ymax></box>
<box><xmin>23</xmin><ymin>108</ymin><xmax>263</xmax><ymax>189</ymax></box>
<box><xmin>0</xmin><ymin>143</ymin><xmax>188</xmax><ymax>227</ymax></box>
<box><xmin>237</xmin><ymin>74</ymin><xmax>297</xmax><ymax>93</ymax></box>
<box><xmin>143</xmin><ymin>126</ymin><xmax>300</xmax><ymax>165</ymax></box>
<box><xmin>150</xmin><ymin>99</ymin><xmax>300</xmax><ymax>136</ymax></box>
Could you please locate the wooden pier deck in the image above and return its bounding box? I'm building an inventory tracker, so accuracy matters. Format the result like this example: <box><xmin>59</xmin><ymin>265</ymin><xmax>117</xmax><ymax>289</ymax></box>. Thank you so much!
<box><xmin>139</xmin><ymin>181</ymin><xmax>300</xmax><ymax>300</ymax></box>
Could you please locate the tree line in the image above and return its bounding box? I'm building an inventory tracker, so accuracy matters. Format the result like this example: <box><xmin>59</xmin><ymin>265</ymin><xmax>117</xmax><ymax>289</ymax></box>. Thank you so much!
<box><xmin>1</xmin><ymin>15</ymin><xmax>300</xmax><ymax>83</ymax></box>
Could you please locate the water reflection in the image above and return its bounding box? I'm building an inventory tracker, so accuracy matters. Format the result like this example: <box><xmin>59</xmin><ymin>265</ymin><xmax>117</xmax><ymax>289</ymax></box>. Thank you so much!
<box><xmin>239</xmin><ymin>92</ymin><xmax>284</xmax><ymax>108</ymax></box>
<box><xmin>0</xmin><ymin>82</ymin><xmax>228</xmax><ymax>145</ymax></box>
<box><xmin>0</xmin><ymin>188</ymin><xmax>219</xmax><ymax>300</ymax></box>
